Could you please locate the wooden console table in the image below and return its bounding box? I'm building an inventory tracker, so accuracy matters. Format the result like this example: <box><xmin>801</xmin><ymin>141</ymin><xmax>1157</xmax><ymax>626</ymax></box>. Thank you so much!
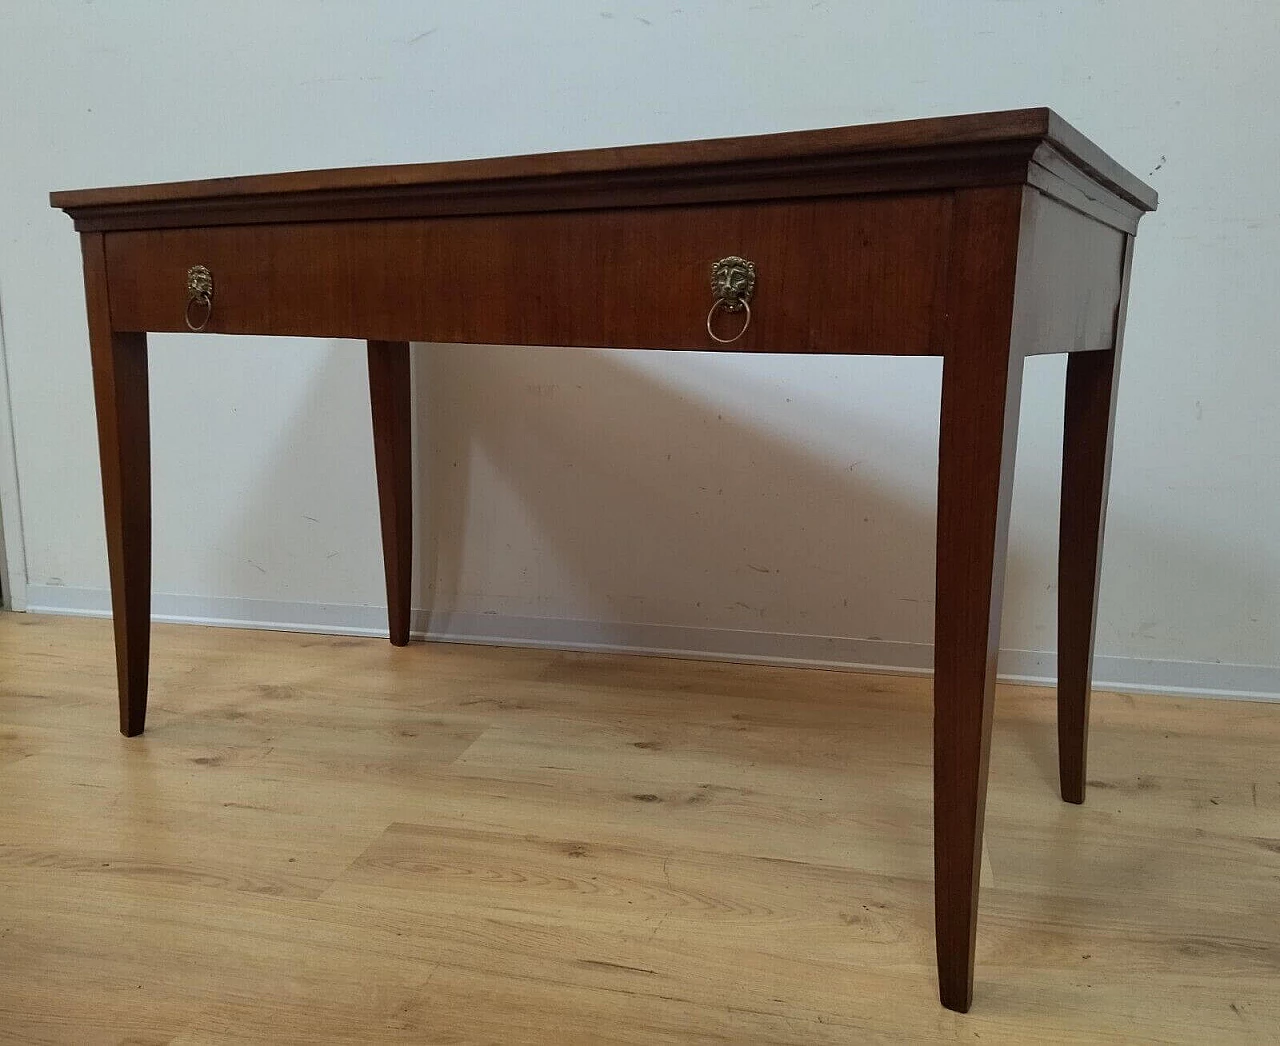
<box><xmin>51</xmin><ymin>108</ymin><xmax>1156</xmax><ymax>1012</ymax></box>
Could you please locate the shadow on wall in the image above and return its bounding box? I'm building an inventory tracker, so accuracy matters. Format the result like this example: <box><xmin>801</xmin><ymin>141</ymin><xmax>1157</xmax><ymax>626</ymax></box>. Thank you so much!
<box><xmin>411</xmin><ymin>344</ymin><xmax>946</xmax><ymax>645</ymax></box>
<box><xmin>211</xmin><ymin>340</ymin><xmax>1267</xmax><ymax>680</ymax></box>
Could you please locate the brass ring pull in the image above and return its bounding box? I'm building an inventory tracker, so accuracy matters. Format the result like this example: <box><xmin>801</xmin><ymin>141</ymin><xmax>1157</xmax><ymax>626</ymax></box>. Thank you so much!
<box><xmin>185</xmin><ymin>265</ymin><xmax>213</xmax><ymax>332</ymax></box>
<box><xmin>706</xmin><ymin>297</ymin><xmax>751</xmax><ymax>344</ymax></box>
<box><xmin>185</xmin><ymin>294</ymin><xmax>212</xmax><ymax>331</ymax></box>
<box><xmin>707</xmin><ymin>255</ymin><xmax>755</xmax><ymax>345</ymax></box>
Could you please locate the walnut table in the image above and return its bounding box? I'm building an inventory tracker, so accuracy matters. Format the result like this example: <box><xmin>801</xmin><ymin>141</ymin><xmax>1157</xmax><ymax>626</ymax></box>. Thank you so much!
<box><xmin>51</xmin><ymin>108</ymin><xmax>1158</xmax><ymax>1012</ymax></box>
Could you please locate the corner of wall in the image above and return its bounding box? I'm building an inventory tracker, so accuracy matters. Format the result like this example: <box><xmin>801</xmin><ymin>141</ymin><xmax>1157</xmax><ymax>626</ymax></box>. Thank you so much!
<box><xmin>0</xmin><ymin>279</ymin><xmax>30</xmax><ymax>610</ymax></box>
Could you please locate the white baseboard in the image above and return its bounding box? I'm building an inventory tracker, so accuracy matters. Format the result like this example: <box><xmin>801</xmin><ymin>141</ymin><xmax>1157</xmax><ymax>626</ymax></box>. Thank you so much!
<box><xmin>23</xmin><ymin>584</ymin><xmax>1280</xmax><ymax>701</ymax></box>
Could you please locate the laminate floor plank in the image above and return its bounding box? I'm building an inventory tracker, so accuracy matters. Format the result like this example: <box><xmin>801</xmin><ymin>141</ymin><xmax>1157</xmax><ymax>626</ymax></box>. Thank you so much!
<box><xmin>1</xmin><ymin>614</ymin><xmax>1276</xmax><ymax>1043</ymax></box>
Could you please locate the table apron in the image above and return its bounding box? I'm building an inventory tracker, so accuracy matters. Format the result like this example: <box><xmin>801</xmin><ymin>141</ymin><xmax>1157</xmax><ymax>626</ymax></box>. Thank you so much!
<box><xmin>103</xmin><ymin>194</ymin><xmax>952</xmax><ymax>353</ymax></box>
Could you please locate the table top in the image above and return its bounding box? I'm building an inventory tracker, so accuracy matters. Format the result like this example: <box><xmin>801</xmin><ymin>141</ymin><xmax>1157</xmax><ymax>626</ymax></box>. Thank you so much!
<box><xmin>51</xmin><ymin>108</ymin><xmax>1156</xmax><ymax>233</ymax></box>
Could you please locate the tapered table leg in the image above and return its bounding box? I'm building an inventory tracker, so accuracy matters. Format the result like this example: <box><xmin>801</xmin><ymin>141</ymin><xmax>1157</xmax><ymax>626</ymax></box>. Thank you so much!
<box><xmin>367</xmin><ymin>340</ymin><xmax>413</xmax><ymax>646</ymax></box>
<box><xmin>82</xmin><ymin>234</ymin><xmax>151</xmax><ymax>736</ymax></box>
<box><xmin>1058</xmin><ymin>238</ymin><xmax>1134</xmax><ymax>804</ymax></box>
<box><xmin>934</xmin><ymin>348</ymin><xmax>1023</xmax><ymax>1012</ymax></box>
<box><xmin>931</xmin><ymin>186</ymin><xmax>1028</xmax><ymax>1012</ymax></box>
<box><xmin>1057</xmin><ymin>349</ymin><xmax>1117</xmax><ymax>804</ymax></box>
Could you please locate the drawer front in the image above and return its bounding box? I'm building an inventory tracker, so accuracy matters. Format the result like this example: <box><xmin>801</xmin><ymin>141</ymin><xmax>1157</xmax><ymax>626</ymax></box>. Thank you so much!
<box><xmin>104</xmin><ymin>194</ymin><xmax>951</xmax><ymax>354</ymax></box>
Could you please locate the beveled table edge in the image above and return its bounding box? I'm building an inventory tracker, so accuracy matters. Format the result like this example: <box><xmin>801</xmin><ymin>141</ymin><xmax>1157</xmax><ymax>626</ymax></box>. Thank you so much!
<box><xmin>50</xmin><ymin>107</ymin><xmax>1157</xmax><ymax>227</ymax></box>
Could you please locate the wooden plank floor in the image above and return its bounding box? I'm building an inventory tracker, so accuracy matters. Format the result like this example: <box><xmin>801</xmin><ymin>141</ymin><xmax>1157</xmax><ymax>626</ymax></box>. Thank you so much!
<box><xmin>0</xmin><ymin>613</ymin><xmax>1277</xmax><ymax>1044</ymax></box>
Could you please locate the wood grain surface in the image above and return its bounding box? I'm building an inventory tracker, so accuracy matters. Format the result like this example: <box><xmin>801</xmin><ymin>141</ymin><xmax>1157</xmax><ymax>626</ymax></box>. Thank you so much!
<box><xmin>102</xmin><ymin>194</ymin><xmax>950</xmax><ymax>353</ymax></box>
<box><xmin>49</xmin><ymin>107</ymin><xmax>1156</xmax><ymax>223</ymax></box>
<box><xmin>1</xmin><ymin>614</ymin><xmax>1275</xmax><ymax>1044</ymax></box>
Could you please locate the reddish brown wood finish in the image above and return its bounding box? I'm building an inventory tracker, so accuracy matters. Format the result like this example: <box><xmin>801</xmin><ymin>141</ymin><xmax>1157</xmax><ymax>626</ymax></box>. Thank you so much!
<box><xmin>1010</xmin><ymin>190</ymin><xmax>1127</xmax><ymax>356</ymax></box>
<box><xmin>933</xmin><ymin>187</ymin><xmax>1026</xmax><ymax>1012</ymax></box>
<box><xmin>52</xmin><ymin>110</ymin><xmax>1157</xmax><ymax>1014</ymax></box>
<box><xmin>82</xmin><ymin>233</ymin><xmax>151</xmax><ymax>736</ymax></box>
<box><xmin>49</xmin><ymin>108</ymin><xmax>1155</xmax><ymax>231</ymax></box>
<box><xmin>101</xmin><ymin>196</ymin><xmax>950</xmax><ymax>354</ymax></box>
<box><xmin>1058</xmin><ymin>237</ymin><xmax>1135</xmax><ymax>804</ymax></box>
<box><xmin>367</xmin><ymin>340</ymin><xmax>413</xmax><ymax>646</ymax></box>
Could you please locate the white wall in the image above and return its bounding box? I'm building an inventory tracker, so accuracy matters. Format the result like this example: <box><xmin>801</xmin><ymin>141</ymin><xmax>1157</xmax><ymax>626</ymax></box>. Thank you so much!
<box><xmin>1</xmin><ymin>1</ymin><xmax>1277</xmax><ymax>695</ymax></box>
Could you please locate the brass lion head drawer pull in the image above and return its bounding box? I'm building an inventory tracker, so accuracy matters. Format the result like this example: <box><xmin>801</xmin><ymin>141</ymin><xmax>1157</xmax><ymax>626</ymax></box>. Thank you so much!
<box><xmin>185</xmin><ymin>265</ymin><xmax>213</xmax><ymax>331</ymax></box>
<box><xmin>707</xmin><ymin>255</ymin><xmax>755</xmax><ymax>344</ymax></box>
